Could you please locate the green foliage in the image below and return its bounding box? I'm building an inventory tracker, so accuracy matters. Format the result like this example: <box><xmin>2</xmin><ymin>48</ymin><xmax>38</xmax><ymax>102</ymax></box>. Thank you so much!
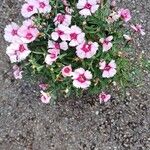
<box><xmin>21</xmin><ymin>0</ymin><xmax>146</xmax><ymax>100</ymax></box>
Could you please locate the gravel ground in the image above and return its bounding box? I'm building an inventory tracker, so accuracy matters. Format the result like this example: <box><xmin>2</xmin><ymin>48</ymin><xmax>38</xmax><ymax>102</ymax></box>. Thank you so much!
<box><xmin>0</xmin><ymin>0</ymin><xmax>150</xmax><ymax>150</ymax></box>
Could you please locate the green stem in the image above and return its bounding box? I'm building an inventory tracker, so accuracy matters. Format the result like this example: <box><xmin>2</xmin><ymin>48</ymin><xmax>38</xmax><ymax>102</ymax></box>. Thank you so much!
<box><xmin>31</xmin><ymin>51</ymin><xmax>44</xmax><ymax>55</ymax></box>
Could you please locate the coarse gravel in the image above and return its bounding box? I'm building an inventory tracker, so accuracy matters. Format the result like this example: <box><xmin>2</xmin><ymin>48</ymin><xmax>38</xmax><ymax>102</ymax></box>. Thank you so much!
<box><xmin>0</xmin><ymin>0</ymin><xmax>150</xmax><ymax>150</ymax></box>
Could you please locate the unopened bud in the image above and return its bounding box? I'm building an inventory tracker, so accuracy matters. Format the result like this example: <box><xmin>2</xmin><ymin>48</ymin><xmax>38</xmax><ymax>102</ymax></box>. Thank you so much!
<box><xmin>83</xmin><ymin>21</ymin><xmax>86</xmax><ymax>25</ymax></box>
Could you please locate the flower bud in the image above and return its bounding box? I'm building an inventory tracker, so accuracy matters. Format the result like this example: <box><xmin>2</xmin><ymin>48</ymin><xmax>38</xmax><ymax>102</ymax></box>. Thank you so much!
<box><xmin>83</xmin><ymin>21</ymin><xmax>87</xmax><ymax>25</ymax></box>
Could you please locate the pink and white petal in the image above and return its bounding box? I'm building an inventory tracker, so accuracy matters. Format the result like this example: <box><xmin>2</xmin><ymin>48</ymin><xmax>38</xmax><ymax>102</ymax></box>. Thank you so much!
<box><xmin>77</xmin><ymin>33</ymin><xmax>85</xmax><ymax>44</ymax></box>
<box><xmin>79</xmin><ymin>9</ymin><xmax>91</xmax><ymax>17</ymax></box>
<box><xmin>60</xmin><ymin>34</ymin><xmax>69</xmax><ymax>41</ymax></box>
<box><xmin>76</xmin><ymin>50</ymin><xmax>86</xmax><ymax>59</ymax></box>
<box><xmin>71</xmin><ymin>25</ymin><xmax>81</xmax><ymax>34</ymax></box>
<box><xmin>81</xmin><ymin>81</ymin><xmax>91</xmax><ymax>89</ymax></box>
<box><xmin>109</xmin><ymin>60</ymin><xmax>116</xmax><ymax>68</ymax></box>
<box><xmin>104</xmin><ymin>94</ymin><xmax>111</xmax><ymax>102</ymax></box>
<box><xmin>106</xmin><ymin>36</ymin><xmax>113</xmax><ymax>41</ymax></box>
<box><xmin>60</xmin><ymin>41</ymin><xmax>68</xmax><ymax>50</ymax></box>
<box><xmin>48</xmin><ymin>40</ymin><xmax>54</xmax><ymax>48</ymax></box>
<box><xmin>69</xmin><ymin>40</ymin><xmax>78</xmax><ymax>47</ymax></box>
<box><xmin>84</xmin><ymin>70</ymin><xmax>93</xmax><ymax>79</ymax></box>
<box><xmin>103</xmin><ymin>42</ymin><xmax>112</xmax><ymax>52</ymax></box>
<box><xmin>76</xmin><ymin>43</ymin><xmax>83</xmax><ymax>51</ymax></box>
<box><xmin>91</xmin><ymin>5</ymin><xmax>99</xmax><ymax>13</ymax></box>
<box><xmin>72</xmin><ymin>72</ymin><xmax>80</xmax><ymax>80</ymax></box>
<box><xmin>64</xmin><ymin>15</ymin><xmax>72</xmax><ymax>26</ymax></box>
<box><xmin>88</xmin><ymin>0</ymin><xmax>97</xmax><ymax>5</ymax></box>
<box><xmin>93</xmin><ymin>42</ymin><xmax>99</xmax><ymax>49</ymax></box>
<box><xmin>77</xmin><ymin>0</ymin><xmax>86</xmax><ymax>9</ymax></box>
<box><xmin>102</xmin><ymin>70</ymin><xmax>110</xmax><ymax>78</ymax></box>
<box><xmin>51</xmin><ymin>32</ymin><xmax>59</xmax><ymax>41</ymax></box>
<box><xmin>99</xmin><ymin>61</ymin><xmax>106</xmax><ymax>70</ymax></box>
<box><xmin>109</xmin><ymin>68</ymin><xmax>117</xmax><ymax>77</ymax></box>
<box><xmin>75</xmin><ymin>68</ymin><xmax>85</xmax><ymax>74</ymax></box>
<box><xmin>19</xmin><ymin>50</ymin><xmax>31</xmax><ymax>61</ymax></box>
<box><xmin>73</xmin><ymin>80</ymin><xmax>81</xmax><ymax>88</ymax></box>
<box><xmin>86</xmin><ymin>50</ymin><xmax>96</xmax><ymax>58</ymax></box>
<box><xmin>45</xmin><ymin>55</ymin><xmax>53</xmax><ymax>65</ymax></box>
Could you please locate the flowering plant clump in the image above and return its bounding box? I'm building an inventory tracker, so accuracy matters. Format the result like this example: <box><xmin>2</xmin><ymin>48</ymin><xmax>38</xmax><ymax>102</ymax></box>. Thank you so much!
<box><xmin>4</xmin><ymin>0</ymin><xmax>146</xmax><ymax>104</ymax></box>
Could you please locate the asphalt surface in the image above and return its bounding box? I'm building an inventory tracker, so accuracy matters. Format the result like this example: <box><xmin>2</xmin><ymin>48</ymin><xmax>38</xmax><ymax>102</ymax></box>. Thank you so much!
<box><xmin>0</xmin><ymin>0</ymin><xmax>150</xmax><ymax>150</ymax></box>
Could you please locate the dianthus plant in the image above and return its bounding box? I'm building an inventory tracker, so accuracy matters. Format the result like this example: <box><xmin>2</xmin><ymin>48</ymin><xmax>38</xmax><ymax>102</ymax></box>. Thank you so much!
<box><xmin>4</xmin><ymin>0</ymin><xmax>145</xmax><ymax>104</ymax></box>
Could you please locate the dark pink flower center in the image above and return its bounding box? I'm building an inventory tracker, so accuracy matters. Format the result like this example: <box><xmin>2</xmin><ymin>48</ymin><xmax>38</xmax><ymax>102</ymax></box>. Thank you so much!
<box><xmin>54</xmin><ymin>43</ymin><xmax>60</xmax><ymax>49</ymax></box>
<box><xmin>64</xmin><ymin>67</ymin><xmax>70</xmax><ymax>73</ymax></box>
<box><xmin>11</xmin><ymin>29</ymin><xmax>18</xmax><ymax>36</ymax></box>
<box><xmin>77</xmin><ymin>74</ymin><xmax>86</xmax><ymax>83</ymax></box>
<box><xmin>82</xmin><ymin>43</ymin><xmax>91</xmax><ymax>53</ymax></box>
<box><xmin>101</xmin><ymin>94</ymin><xmax>106</xmax><ymax>100</ymax></box>
<box><xmin>27</xmin><ymin>5</ymin><xmax>33</xmax><ymax>12</ymax></box>
<box><xmin>26</xmin><ymin>33</ymin><xmax>33</xmax><ymax>40</ymax></box>
<box><xmin>104</xmin><ymin>65</ymin><xmax>111</xmax><ymax>71</ymax></box>
<box><xmin>84</xmin><ymin>3</ymin><xmax>92</xmax><ymax>9</ymax></box>
<box><xmin>104</xmin><ymin>40</ymin><xmax>109</xmax><ymax>45</ymax></box>
<box><xmin>57</xmin><ymin>30</ymin><xmax>64</xmax><ymax>35</ymax></box>
<box><xmin>57</xmin><ymin>15</ymin><xmax>65</xmax><ymax>23</ymax></box>
<box><xmin>42</xmin><ymin>95</ymin><xmax>47</xmax><ymax>101</ymax></box>
<box><xmin>70</xmin><ymin>33</ymin><xmax>78</xmax><ymax>40</ymax></box>
<box><xmin>39</xmin><ymin>2</ymin><xmax>46</xmax><ymax>8</ymax></box>
<box><xmin>121</xmin><ymin>11</ymin><xmax>128</xmax><ymax>19</ymax></box>
<box><xmin>19</xmin><ymin>44</ymin><xmax>26</xmax><ymax>52</ymax></box>
<box><xmin>50</xmin><ymin>53</ymin><xmax>56</xmax><ymax>59</ymax></box>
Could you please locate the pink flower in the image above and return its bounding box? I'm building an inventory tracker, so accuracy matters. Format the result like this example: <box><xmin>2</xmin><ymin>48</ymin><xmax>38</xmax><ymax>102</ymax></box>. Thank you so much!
<box><xmin>99</xmin><ymin>92</ymin><xmax>111</xmax><ymax>103</ymax></box>
<box><xmin>4</xmin><ymin>22</ymin><xmax>21</xmax><ymax>43</ymax></box>
<box><xmin>100</xmin><ymin>36</ymin><xmax>113</xmax><ymax>52</ymax></box>
<box><xmin>72</xmin><ymin>68</ymin><xmax>92</xmax><ymax>89</ymax></box>
<box><xmin>39</xmin><ymin>83</ymin><xmax>49</xmax><ymax>90</ymax></box>
<box><xmin>21</xmin><ymin>0</ymin><xmax>38</xmax><ymax>18</ymax></box>
<box><xmin>76</xmin><ymin>41</ymin><xmax>99</xmax><ymax>59</ymax></box>
<box><xmin>51</xmin><ymin>24</ymin><xmax>70</xmax><ymax>41</ymax></box>
<box><xmin>77</xmin><ymin>0</ymin><xmax>99</xmax><ymax>17</ymax></box>
<box><xmin>54</xmin><ymin>13</ymin><xmax>72</xmax><ymax>26</ymax></box>
<box><xmin>18</xmin><ymin>24</ymin><xmax>39</xmax><ymax>43</ymax></box>
<box><xmin>61</xmin><ymin>65</ymin><xmax>72</xmax><ymax>77</ymax></box>
<box><xmin>48</xmin><ymin>40</ymin><xmax>68</xmax><ymax>51</ymax></box>
<box><xmin>118</xmin><ymin>8</ymin><xmax>131</xmax><ymax>22</ymax></box>
<box><xmin>6</xmin><ymin>43</ymin><xmax>31</xmax><ymax>63</ymax></box>
<box><xmin>40</xmin><ymin>91</ymin><xmax>51</xmax><ymax>104</ymax></box>
<box><xmin>37</xmin><ymin>0</ymin><xmax>51</xmax><ymax>13</ymax></box>
<box><xmin>68</xmin><ymin>25</ymin><xmax>85</xmax><ymax>47</ymax></box>
<box><xmin>99</xmin><ymin>60</ymin><xmax>117</xmax><ymax>78</ymax></box>
<box><xmin>45</xmin><ymin>49</ymin><xmax>60</xmax><ymax>65</ymax></box>
<box><xmin>13</xmin><ymin>65</ymin><xmax>23</xmax><ymax>79</ymax></box>
<box><xmin>130</xmin><ymin>24</ymin><xmax>145</xmax><ymax>36</ymax></box>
